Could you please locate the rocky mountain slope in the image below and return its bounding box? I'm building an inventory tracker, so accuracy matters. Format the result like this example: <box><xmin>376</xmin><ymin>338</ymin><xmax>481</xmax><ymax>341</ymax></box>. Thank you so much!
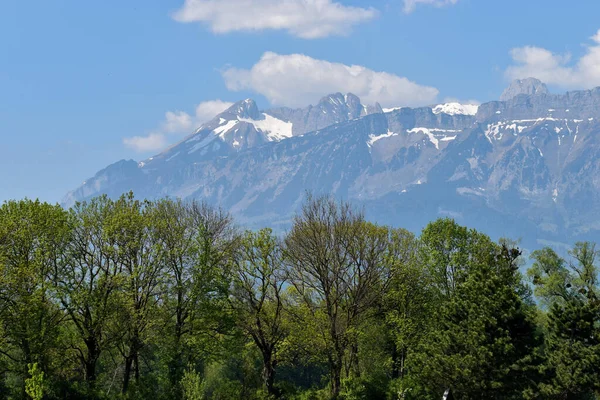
<box><xmin>500</xmin><ymin>78</ymin><xmax>549</xmax><ymax>101</ymax></box>
<box><xmin>64</xmin><ymin>81</ymin><xmax>600</xmax><ymax>249</ymax></box>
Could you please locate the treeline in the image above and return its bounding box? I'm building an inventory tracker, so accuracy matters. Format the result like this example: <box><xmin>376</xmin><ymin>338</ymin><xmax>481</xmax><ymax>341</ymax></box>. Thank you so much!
<box><xmin>0</xmin><ymin>193</ymin><xmax>599</xmax><ymax>400</ymax></box>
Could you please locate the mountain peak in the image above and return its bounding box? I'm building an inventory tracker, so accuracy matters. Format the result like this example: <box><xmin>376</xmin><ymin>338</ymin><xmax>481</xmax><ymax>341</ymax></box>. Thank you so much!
<box><xmin>314</xmin><ymin>92</ymin><xmax>382</xmax><ymax>119</ymax></box>
<box><xmin>225</xmin><ymin>98</ymin><xmax>261</xmax><ymax>120</ymax></box>
<box><xmin>345</xmin><ymin>92</ymin><xmax>361</xmax><ymax>104</ymax></box>
<box><xmin>318</xmin><ymin>92</ymin><xmax>346</xmax><ymax>106</ymax></box>
<box><xmin>500</xmin><ymin>78</ymin><xmax>549</xmax><ymax>101</ymax></box>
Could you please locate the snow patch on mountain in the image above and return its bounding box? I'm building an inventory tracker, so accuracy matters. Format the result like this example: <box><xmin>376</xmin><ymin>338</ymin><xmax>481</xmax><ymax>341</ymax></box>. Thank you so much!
<box><xmin>367</xmin><ymin>131</ymin><xmax>398</xmax><ymax>147</ymax></box>
<box><xmin>383</xmin><ymin>107</ymin><xmax>403</xmax><ymax>113</ymax></box>
<box><xmin>239</xmin><ymin>113</ymin><xmax>293</xmax><ymax>141</ymax></box>
<box><xmin>213</xmin><ymin>120</ymin><xmax>240</xmax><ymax>137</ymax></box>
<box><xmin>407</xmin><ymin>127</ymin><xmax>461</xmax><ymax>149</ymax></box>
<box><xmin>432</xmin><ymin>103</ymin><xmax>479</xmax><ymax>116</ymax></box>
<box><xmin>485</xmin><ymin>118</ymin><xmax>588</xmax><ymax>142</ymax></box>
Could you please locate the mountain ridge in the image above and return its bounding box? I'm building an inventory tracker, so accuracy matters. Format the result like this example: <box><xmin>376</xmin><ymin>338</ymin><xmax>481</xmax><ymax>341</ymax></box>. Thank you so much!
<box><xmin>64</xmin><ymin>82</ymin><xmax>600</xmax><ymax>249</ymax></box>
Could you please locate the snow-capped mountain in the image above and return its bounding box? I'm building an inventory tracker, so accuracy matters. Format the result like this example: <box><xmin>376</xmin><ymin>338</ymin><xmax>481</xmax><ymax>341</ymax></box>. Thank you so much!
<box><xmin>383</xmin><ymin>102</ymin><xmax>478</xmax><ymax>117</ymax></box>
<box><xmin>129</xmin><ymin>93</ymin><xmax>383</xmax><ymax>171</ymax></box>
<box><xmin>266</xmin><ymin>92</ymin><xmax>383</xmax><ymax>136</ymax></box>
<box><xmin>432</xmin><ymin>102</ymin><xmax>479</xmax><ymax>116</ymax></box>
<box><xmin>64</xmin><ymin>81</ymin><xmax>600</xmax><ymax>248</ymax></box>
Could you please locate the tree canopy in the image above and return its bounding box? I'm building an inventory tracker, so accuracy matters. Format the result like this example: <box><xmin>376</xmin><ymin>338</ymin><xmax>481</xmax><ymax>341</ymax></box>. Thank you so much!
<box><xmin>0</xmin><ymin>193</ymin><xmax>598</xmax><ymax>399</ymax></box>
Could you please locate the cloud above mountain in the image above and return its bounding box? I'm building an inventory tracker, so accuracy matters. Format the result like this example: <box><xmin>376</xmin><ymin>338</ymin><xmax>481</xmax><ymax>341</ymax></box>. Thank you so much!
<box><xmin>123</xmin><ymin>134</ymin><xmax>169</xmax><ymax>153</ymax></box>
<box><xmin>506</xmin><ymin>29</ymin><xmax>600</xmax><ymax>89</ymax></box>
<box><xmin>403</xmin><ymin>0</ymin><xmax>459</xmax><ymax>14</ymax></box>
<box><xmin>172</xmin><ymin>0</ymin><xmax>377</xmax><ymax>39</ymax></box>
<box><xmin>222</xmin><ymin>52</ymin><xmax>439</xmax><ymax>108</ymax></box>
<box><xmin>123</xmin><ymin>100</ymin><xmax>233</xmax><ymax>153</ymax></box>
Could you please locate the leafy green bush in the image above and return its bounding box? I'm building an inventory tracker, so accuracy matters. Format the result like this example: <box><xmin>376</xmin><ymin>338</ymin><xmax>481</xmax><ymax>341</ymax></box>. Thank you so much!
<box><xmin>181</xmin><ymin>367</ymin><xmax>205</xmax><ymax>400</ymax></box>
<box><xmin>25</xmin><ymin>363</ymin><xmax>44</xmax><ymax>400</ymax></box>
<box><xmin>340</xmin><ymin>377</ymin><xmax>387</xmax><ymax>400</ymax></box>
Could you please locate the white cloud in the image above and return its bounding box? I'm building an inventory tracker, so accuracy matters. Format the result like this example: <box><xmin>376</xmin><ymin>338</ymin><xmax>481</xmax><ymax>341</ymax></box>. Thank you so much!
<box><xmin>123</xmin><ymin>100</ymin><xmax>233</xmax><ymax>153</ymax></box>
<box><xmin>194</xmin><ymin>100</ymin><xmax>235</xmax><ymax>122</ymax></box>
<box><xmin>163</xmin><ymin>111</ymin><xmax>193</xmax><ymax>133</ymax></box>
<box><xmin>505</xmin><ymin>29</ymin><xmax>600</xmax><ymax>89</ymax></box>
<box><xmin>403</xmin><ymin>0</ymin><xmax>459</xmax><ymax>14</ymax></box>
<box><xmin>123</xmin><ymin>134</ymin><xmax>169</xmax><ymax>153</ymax></box>
<box><xmin>222</xmin><ymin>52</ymin><xmax>439</xmax><ymax>108</ymax></box>
<box><xmin>172</xmin><ymin>0</ymin><xmax>377</xmax><ymax>39</ymax></box>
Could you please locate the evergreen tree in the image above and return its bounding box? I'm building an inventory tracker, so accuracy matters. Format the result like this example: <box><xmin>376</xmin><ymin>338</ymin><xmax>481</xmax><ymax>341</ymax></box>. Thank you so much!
<box><xmin>530</xmin><ymin>243</ymin><xmax>600</xmax><ymax>399</ymax></box>
<box><xmin>414</xmin><ymin>220</ymin><xmax>540</xmax><ymax>399</ymax></box>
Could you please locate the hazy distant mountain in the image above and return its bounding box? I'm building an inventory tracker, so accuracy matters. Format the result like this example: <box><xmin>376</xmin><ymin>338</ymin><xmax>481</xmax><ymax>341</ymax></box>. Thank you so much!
<box><xmin>500</xmin><ymin>77</ymin><xmax>549</xmax><ymax>101</ymax></box>
<box><xmin>64</xmin><ymin>82</ymin><xmax>600</xmax><ymax>249</ymax></box>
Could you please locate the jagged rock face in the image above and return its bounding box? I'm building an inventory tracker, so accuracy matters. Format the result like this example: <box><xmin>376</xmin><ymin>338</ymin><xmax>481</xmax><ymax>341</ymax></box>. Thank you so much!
<box><xmin>267</xmin><ymin>92</ymin><xmax>383</xmax><ymax>136</ymax></box>
<box><xmin>500</xmin><ymin>78</ymin><xmax>549</xmax><ymax>101</ymax></box>
<box><xmin>65</xmin><ymin>87</ymin><xmax>600</xmax><ymax>249</ymax></box>
<box><xmin>130</xmin><ymin>93</ymin><xmax>384</xmax><ymax>174</ymax></box>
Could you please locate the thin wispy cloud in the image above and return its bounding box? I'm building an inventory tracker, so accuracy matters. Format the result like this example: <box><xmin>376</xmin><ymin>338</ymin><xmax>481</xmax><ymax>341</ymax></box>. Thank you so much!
<box><xmin>172</xmin><ymin>0</ymin><xmax>377</xmax><ymax>39</ymax></box>
<box><xmin>123</xmin><ymin>134</ymin><xmax>169</xmax><ymax>153</ymax></box>
<box><xmin>123</xmin><ymin>100</ymin><xmax>233</xmax><ymax>153</ymax></box>
<box><xmin>222</xmin><ymin>52</ymin><xmax>439</xmax><ymax>108</ymax></box>
<box><xmin>505</xmin><ymin>29</ymin><xmax>600</xmax><ymax>89</ymax></box>
<box><xmin>403</xmin><ymin>0</ymin><xmax>459</xmax><ymax>14</ymax></box>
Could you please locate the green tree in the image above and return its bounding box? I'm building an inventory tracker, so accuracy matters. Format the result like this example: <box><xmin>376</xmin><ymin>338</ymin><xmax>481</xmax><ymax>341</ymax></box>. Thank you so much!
<box><xmin>52</xmin><ymin>195</ymin><xmax>124</xmax><ymax>391</ymax></box>
<box><xmin>285</xmin><ymin>195</ymin><xmax>391</xmax><ymax>399</ymax></box>
<box><xmin>414</xmin><ymin>219</ymin><xmax>539</xmax><ymax>399</ymax></box>
<box><xmin>231</xmin><ymin>228</ymin><xmax>287</xmax><ymax>397</ymax></box>
<box><xmin>153</xmin><ymin>199</ymin><xmax>238</xmax><ymax>393</ymax></box>
<box><xmin>383</xmin><ymin>228</ymin><xmax>429</xmax><ymax>382</ymax></box>
<box><xmin>105</xmin><ymin>193</ymin><xmax>165</xmax><ymax>394</ymax></box>
<box><xmin>0</xmin><ymin>199</ymin><xmax>70</xmax><ymax>396</ymax></box>
<box><xmin>529</xmin><ymin>242</ymin><xmax>600</xmax><ymax>399</ymax></box>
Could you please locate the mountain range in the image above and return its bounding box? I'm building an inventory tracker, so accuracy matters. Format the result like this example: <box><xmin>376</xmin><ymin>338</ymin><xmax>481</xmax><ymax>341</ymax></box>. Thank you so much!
<box><xmin>64</xmin><ymin>78</ymin><xmax>600</xmax><ymax>250</ymax></box>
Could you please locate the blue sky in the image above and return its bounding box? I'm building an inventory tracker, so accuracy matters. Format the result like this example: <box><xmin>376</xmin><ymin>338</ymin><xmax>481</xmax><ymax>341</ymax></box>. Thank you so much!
<box><xmin>2</xmin><ymin>0</ymin><xmax>600</xmax><ymax>203</ymax></box>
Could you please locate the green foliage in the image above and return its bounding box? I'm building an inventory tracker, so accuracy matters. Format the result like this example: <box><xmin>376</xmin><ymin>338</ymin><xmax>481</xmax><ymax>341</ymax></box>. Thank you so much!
<box><xmin>231</xmin><ymin>228</ymin><xmax>287</xmax><ymax>397</ymax></box>
<box><xmin>201</xmin><ymin>361</ymin><xmax>245</xmax><ymax>400</ymax></box>
<box><xmin>0</xmin><ymin>199</ymin><xmax>70</xmax><ymax>397</ymax></box>
<box><xmin>3</xmin><ymin>194</ymin><xmax>600</xmax><ymax>399</ymax></box>
<box><xmin>181</xmin><ymin>366</ymin><xmax>205</xmax><ymax>400</ymax></box>
<box><xmin>413</xmin><ymin>220</ymin><xmax>541</xmax><ymax>399</ymax></box>
<box><xmin>339</xmin><ymin>376</ymin><xmax>386</xmax><ymax>400</ymax></box>
<box><xmin>529</xmin><ymin>243</ymin><xmax>600</xmax><ymax>399</ymax></box>
<box><xmin>25</xmin><ymin>363</ymin><xmax>44</xmax><ymax>400</ymax></box>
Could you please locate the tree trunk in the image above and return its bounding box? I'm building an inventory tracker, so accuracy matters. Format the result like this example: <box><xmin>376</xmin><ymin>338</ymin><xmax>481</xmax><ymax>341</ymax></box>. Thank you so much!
<box><xmin>169</xmin><ymin>294</ymin><xmax>185</xmax><ymax>388</ymax></box>
<box><xmin>123</xmin><ymin>328</ymin><xmax>141</xmax><ymax>394</ymax></box>
<box><xmin>262</xmin><ymin>351</ymin><xmax>277</xmax><ymax>397</ymax></box>
<box><xmin>122</xmin><ymin>356</ymin><xmax>133</xmax><ymax>394</ymax></box>
<box><xmin>349</xmin><ymin>341</ymin><xmax>360</xmax><ymax>378</ymax></box>
<box><xmin>329</xmin><ymin>349</ymin><xmax>343</xmax><ymax>399</ymax></box>
<box><xmin>84</xmin><ymin>336</ymin><xmax>99</xmax><ymax>383</ymax></box>
<box><xmin>331</xmin><ymin>363</ymin><xmax>342</xmax><ymax>399</ymax></box>
<box><xmin>134</xmin><ymin>349</ymin><xmax>140</xmax><ymax>382</ymax></box>
<box><xmin>329</xmin><ymin>318</ymin><xmax>344</xmax><ymax>399</ymax></box>
<box><xmin>168</xmin><ymin>347</ymin><xmax>184</xmax><ymax>389</ymax></box>
<box><xmin>85</xmin><ymin>359</ymin><xmax>97</xmax><ymax>384</ymax></box>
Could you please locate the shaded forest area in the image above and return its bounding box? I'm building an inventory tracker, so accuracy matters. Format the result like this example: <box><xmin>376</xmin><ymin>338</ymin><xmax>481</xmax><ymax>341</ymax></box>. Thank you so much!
<box><xmin>1</xmin><ymin>193</ymin><xmax>599</xmax><ymax>400</ymax></box>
